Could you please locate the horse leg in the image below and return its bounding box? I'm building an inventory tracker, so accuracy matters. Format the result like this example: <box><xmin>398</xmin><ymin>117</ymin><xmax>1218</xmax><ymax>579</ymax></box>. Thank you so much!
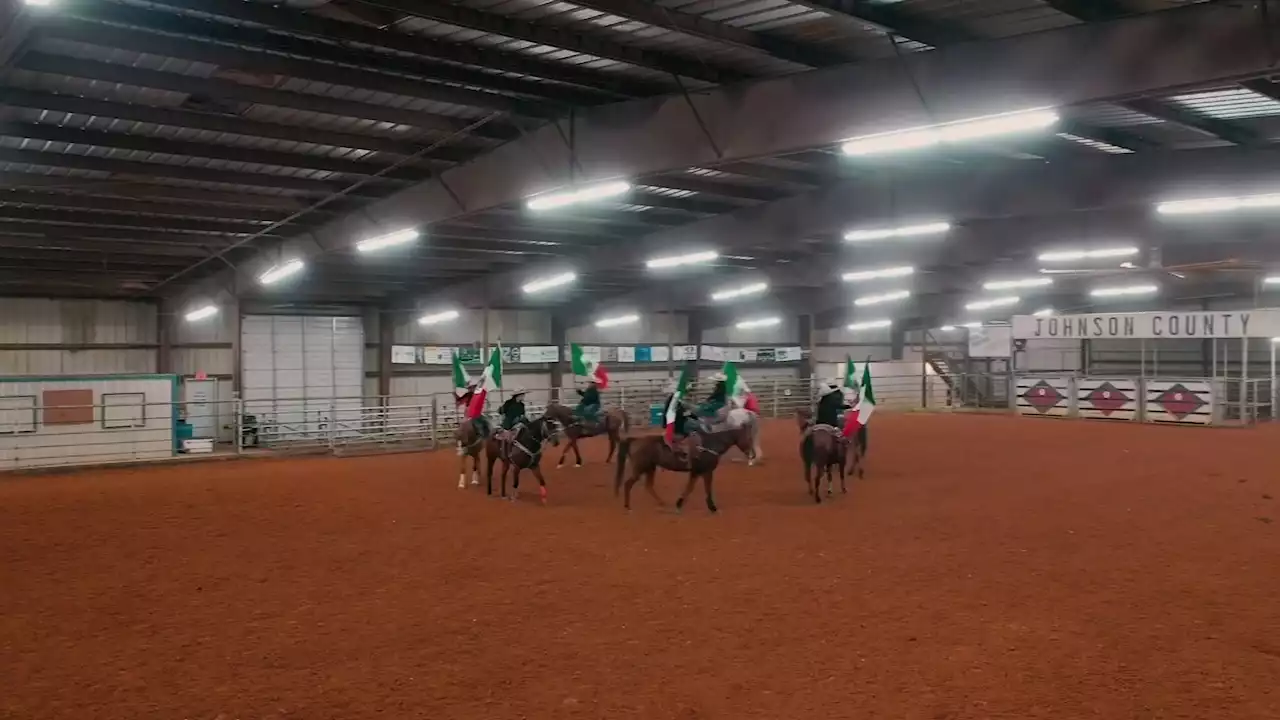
<box><xmin>470</xmin><ymin>454</ymin><xmax>479</xmax><ymax>486</ymax></box>
<box><xmin>500</xmin><ymin>460</ymin><xmax>509</xmax><ymax>499</ymax></box>
<box><xmin>826</xmin><ymin>456</ymin><xmax>834</xmax><ymax>497</ymax></box>
<box><xmin>510</xmin><ymin>466</ymin><xmax>521</xmax><ymax>502</ymax></box>
<box><xmin>485</xmin><ymin>451</ymin><xmax>498</xmax><ymax>496</ymax></box>
<box><xmin>644</xmin><ymin>468</ymin><xmax>666</xmax><ymax>508</ymax></box>
<box><xmin>556</xmin><ymin>435</ymin><xmax>573</xmax><ymax>468</ymax></box>
<box><xmin>457</xmin><ymin>451</ymin><xmax>468</xmax><ymax>489</ymax></box>
<box><xmin>839</xmin><ymin>450</ymin><xmax>849</xmax><ymax>494</ymax></box>
<box><xmin>572</xmin><ymin>437</ymin><xmax>583</xmax><ymax>468</ymax></box>
<box><xmin>674</xmin><ymin>471</ymin><xmax>698</xmax><ymax>514</ymax></box>
<box><xmin>531</xmin><ymin>465</ymin><xmax>549</xmax><ymax>505</ymax></box>
<box><xmin>704</xmin><ymin>471</ymin><xmax>718</xmax><ymax>514</ymax></box>
<box><xmin>605</xmin><ymin>431</ymin><xmax>617</xmax><ymax>463</ymax></box>
<box><xmin>623</xmin><ymin>469</ymin><xmax>642</xmax><ymax>511</ymax></box>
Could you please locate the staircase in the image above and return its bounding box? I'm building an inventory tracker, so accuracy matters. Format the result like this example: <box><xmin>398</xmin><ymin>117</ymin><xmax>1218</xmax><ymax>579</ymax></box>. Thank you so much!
<box><xmin>926</xmin><ymin>349</ymin><xmax>986</xmax><ymax>408</ymax></box>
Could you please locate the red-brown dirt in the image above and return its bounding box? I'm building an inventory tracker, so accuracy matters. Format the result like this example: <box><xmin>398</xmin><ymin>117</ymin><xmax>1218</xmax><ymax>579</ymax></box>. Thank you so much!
<box><xmin>2</xmin><ymin>414</ymin><xmax>1279</xmax><ymax>720</ymax></box>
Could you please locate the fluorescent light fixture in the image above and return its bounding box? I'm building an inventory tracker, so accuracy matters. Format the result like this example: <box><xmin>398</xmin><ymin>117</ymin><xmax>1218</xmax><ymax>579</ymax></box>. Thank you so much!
<box><xmin>1273</xmin><ymin>337</ymin><xmax>1280</xmax><ymax>344</ymax></box>
<box><xmin>595</xmin><ymin>313</ymin><xmax>639</xmax><ymax>328</ymax></box>
<box><xmin>841</xmin><ymin>108</ymin><xmax>1059</xmax><ymax>157</ymax></box>
<box><xmin>357</xmin><ymin>228</ymin><xmax>419</xmax><ymax>253</ymax></box>
<box><xmin>845</xmin><ymin>221</ymin><xmax>950</xmax><ymax>243</ymax></box>
<box><xmin>522</xmin><ymin>271</ymin><xmax>577</xmax><ymax>294</ymax></box>
<box><xmin>1032</xmin><ymin>307</ymin><xmax>1055</xmax><ymax>317</ymax></box>
<box><xmin>1157</xmin><ymin>193</ymin><xmax>1280</xmax><ymax>216</ymax></box>
<box><xmin>258</xmin><ymin>259</ymin><xmax>304</xmax><ymax>285</ymax></box>
<box><xmin>854</xmin><ymin>289</ymin><xmax>910</xmax><ymax>306</ymax></box>
<box><xmin>982</xmin><ymin>277</ymin><xmax>1052</xmax><ymax>291</ymax></box>
<box><xmin>1090</xmin><ymin>284</ymin><xmax>1158</xmax><ymax>297</ymax></box>
<box><xmin>418</xmin><ymin>310</ymin><xmax>459</xmax><ymax>326</ymax></box>
<box><xmin>1119</xmin><ymin>261</ymin><xmax>1136</xmax><ymax>269</ymax></box>
<box><xmin>23</xmin><ymin>0</ymin><xmax>54</xmax><ymax>6</ymax></box>
<box><xmin>1037</xmin><ymin>246</ymin><xmax>1139</xmax><ymax>263</ymax></box>
<box><xmin>964</xmin><ymin>295</ymin><xmax>1019</xmax><ymax>311</ymax></box>
<box><xmin>736</xmin><ymin>317</ymin><xmax>781</xmax><ymax>329</ymax></box>
<box><xmin>710</xmin><ymin>281</ymin><xmax>768</xmax><ymax>301</ymax></box>
<box><xmin>960</xmin><ymin>321</ymin><xmax>982</xmax><ymax>329</ymax></box>
<box><xmin>1263</xmin><ymin>275</ymin><xmax>1280</xmax><ymax>285</ymax></box>
<box><xmin>847</xmin><ymin>319</ymin><xmax>892</xmax><ymax>331</ymax></box>
<box><xmin>184</xmin><ymin>305</ymin><xmax>218</xmax><ymax>322</ymax></box>
<box><xmin>841</xmin><ymin>265</ymin><xmax>914</xmax><ymax>282</ymax></box>
<box><xmin>938</xmin><ymin>325</ymin><xmax>956</xmax><ymax>331</ymax></box>
<box><xmin>646</xmin><ymin>250</ymin><xmax>718</xmax><ymax>269</ymax></box>
<box><xmin>526</xmin><ymin>180</ymin><xmax>631</xmax><ymax>211</ymax></box>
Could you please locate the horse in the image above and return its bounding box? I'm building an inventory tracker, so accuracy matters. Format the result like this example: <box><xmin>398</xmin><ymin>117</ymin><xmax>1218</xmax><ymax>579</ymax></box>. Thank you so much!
<box><xmin>453</xmin><ymin>417</ymin><xmax>486</xmax><ymax>489</ymax></box>
<box><xmin>612</xmin><ymin>425</ymin><xmax>754</xmax><ymax>514</ymax></box>
<box><xmin>484</xmin><ymin>416</ymin><xmax>561</xmax><ymax>503</ymax></box>
<box><xmin>542</xmin><ymin>403</ymin><xmax>629</xmax><ymax>467</ymax></box>
<box><xmin>703</xmin><ymin>406</ymin><xmax>762</xmax><ymax>465</ymax></box>
<box><xmin>796</xmin><ymin>409</ymin><xmax>865</xmax><ymax>504</ymax></box>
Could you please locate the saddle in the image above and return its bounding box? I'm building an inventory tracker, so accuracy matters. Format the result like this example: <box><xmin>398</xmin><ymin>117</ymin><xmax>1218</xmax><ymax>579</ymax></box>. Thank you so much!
<box><xmin>804</xmin><ymin>423</ymin><xmax>847</xmax><ymax>443</ymax></box>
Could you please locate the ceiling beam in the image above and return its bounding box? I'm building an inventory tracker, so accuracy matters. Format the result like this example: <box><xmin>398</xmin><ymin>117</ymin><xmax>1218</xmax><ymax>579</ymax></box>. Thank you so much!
<box><xmin>143</xmin><ymin>0</ymin><xmax>667</xmax><ymax>98</ymax></box>
<box><xmin>1123</xmin><ymin>97</ymin><xmax>1264</xmax><ymax>146</ymax></box>
<box><xmin>0</xmin><ymin>220</ymin><xmax>248</xmax><ymax>246</ymax></box>
<box><xmin>16</xmin><ymin>52</ymin><xmax>515</xmax><ymax>142</ymax></box>
<box><xmin>42</xmin><ymin>11</ymin><xmax>562</xmax><ymax>117</ymax></box>
<box><xmin>0</xmin><ymin>234</ymin><xmax>217</xmax><ymax>257</ymax></box>
<box><xmin>0</xmin><ymin>188</ymin><xmax>297</xmax><ymax>222</ymax></box>
<box><xmin>177</xmin><ymin>1</ymin><xmax>1279</xmax><ymax>303</ymax></box>
<box><xmin>0</xmin><ymin>205</ymin><xmax>291</xmax><ymax>235</ymax></box>
<box><xmin>0</xmin><ymin>172</ymin><xmax>353</xmax><ymax>212</ymax></box>
<box><xmin>361</xmin><ymin>0</ymin><xmax>747</xmax><ymax>85</ymax></box>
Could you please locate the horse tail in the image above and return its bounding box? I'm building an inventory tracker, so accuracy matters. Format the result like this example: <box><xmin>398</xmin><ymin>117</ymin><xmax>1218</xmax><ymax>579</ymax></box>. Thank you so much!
<box><xmin>613</xmin><ymin>437</ymin><xmax>631</xmax><ymax>496</ymax></box>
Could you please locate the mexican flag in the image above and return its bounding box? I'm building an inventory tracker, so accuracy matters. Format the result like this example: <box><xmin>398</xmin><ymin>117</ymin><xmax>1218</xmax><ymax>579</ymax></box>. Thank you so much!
<box><xmin>841</xmin><ymin>356</ymin><xmax>857</xmax><ymax>390</ymax></box>
<box><xmin>842</xmin><ymin>362</ymin><xmax>876</xmax><ymax>436</ymax></box>
<box><xmin>451</xmin><ymin>351</ymin><xmax>470</xmax><ymax>402</ymax></box>
<box><xmin>465</xmin><ymin>346</ymin><xmax>503</xmax><ymax>419</ymax></box>
<box><xmin>570</xmin><ymin>343</ymin><xmax>609</xmax><ymax>389</ymax></box>
<box><xmin>721</xmin><ymin>361</ymin><xmax>759</xmax><ymax>413</ymax></box>
<box><xmin>664</xmin><ymin>365</ymin><xmax>690</xmax><ymax>444</ymax></box>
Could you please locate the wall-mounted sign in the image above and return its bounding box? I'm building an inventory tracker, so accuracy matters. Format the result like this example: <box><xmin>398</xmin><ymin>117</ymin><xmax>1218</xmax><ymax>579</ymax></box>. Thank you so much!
<box><xmin>617</xmin><ymin>346</ymin><xmax>636</xmax><ymax>363</ymax></box>
<box><xmin>969</xmin><ymin>325</ymin><xmax>1012</xmax><ymax>358</ymax></box>
<box><xmin>1013</xmin><ymin>310</ymin><xmax>1280</xmax><ymax>340</ymax></box>
<box><xmin>390</xmin><ymin>345</ymin><xmax>418</xmax><ymax>364</ymax></box>
<box><xmin>518</xmin><ymin>345</ymin><xmax>559</xmax><ymax>363</ymax></box>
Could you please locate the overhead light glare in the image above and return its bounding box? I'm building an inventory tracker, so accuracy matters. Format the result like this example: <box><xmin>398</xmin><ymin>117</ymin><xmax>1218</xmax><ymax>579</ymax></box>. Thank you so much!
<box><xmin>960</xmin><ymin>321</ymin><xmax>982</xmax><ymax>329</ymax></box>
<box><xmin>595</xmin><ymin>313</ymin><xmax>639</xmax><ymax>328</ymax></box>
<box><xmin>184</xmin><ymin>305</ymin><xmax>218</xmax><ymax>322</ymax></box>
<box><xmin>847</xmin><ymin>319</ymin><xmax>892</xmax><ymax>331</ymax></box>
<box><xmin>982</xmin><ymin>277</ymin><xmax>1052</xmax><ymax>291</ymax></box>
<box><xmin>1090</xmin><ymin>284</ymin><xmax>1158</xmax><ymax>298</ymax></box>
<box><xmin>1037</xmin><ymin>246</ymin><xmax>1139</xmax><ymax>263</ymax></box>
<box><xmin>527</xmin><ymin>180</ymin><xmax>631</xmax><ymax>211</ymax></box>
<box><xmin>1032</xmin><ymin>307</ymin><xmax>1055</xmax><ymax>317</ymax></box>
<box><xmin>736</xmin><ymin>317</ymin><xmax>781</xmax><ymax>330</ymax></box>
<box><xmin>845</xmin><ymin>221</ymin><xmax>950</xmax><ymax>243</ymax></box>
<box><xmin>964</xmin><ymin>295</ymin><xmax>1019</xmax><ymax>311</ymax></box>
<box><xmin>938</xmin><ymin>325</ymin><xmax>957</xmax><ymax>332</ymax></box>
<box><xmin>522</xmin><ymin>271</ymin><xmax>577</xmax><ymax>294</ymax></box>
<box><xmin>1262</xmin><ymin>275</ymin><xmax>1280</xmax><ymax>285</ymax></box>
<box><xmin>854</xmin><ymin>290</ymin><xmax>910</xmax><ymax>306</ymax></box>
<box><xmin>841</xmin><ymin>265</ymin><xmax>914</xmax><ymax>282</ymax></box>
<box><xmin>356</xmin><ymin>228</ymin><xmax>419</xmax><ymax>253</ymax></box>
<box><xmin>258</xmin><ymin>259</ymin><xmax>305</xmax><ymax>285</ymax></box>
<box><xmin>841</xmin><ymin>108</ymin><xmax>1059</xmax><ymax>157</ymax></box>
<box><xmin>1157</xmin><ymin>193</ymin><xmax>1280</xmax><ymax>216</ymax></box>
<box><xmin>710</xmin><ymin>282</ymin><xmax>768</xmax><ymax>301</ymax></box>
<box><xmin>646</xmin><ymin>250</ymin><xmax>718</xmax><ymax>269</ymax></box>
<box><xmin>418</xmin><ymin>310</ymin><xmax>459</xmax><ymax>326</ymax></box>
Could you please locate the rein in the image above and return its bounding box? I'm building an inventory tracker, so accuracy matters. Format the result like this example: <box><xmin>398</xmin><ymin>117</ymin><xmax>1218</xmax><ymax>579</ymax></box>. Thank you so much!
<box><xmin>507</xmin><ymin>418</ymin><xmax>558</xmax><ymax>467</ymax></box>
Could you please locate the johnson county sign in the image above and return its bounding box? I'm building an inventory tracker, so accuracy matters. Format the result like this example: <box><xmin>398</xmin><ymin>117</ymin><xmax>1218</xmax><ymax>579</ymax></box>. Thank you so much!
<box><xmin>1012</xmin><ymin>309</ymin><xmax>1280</xmax><ymax>340</ymax></box>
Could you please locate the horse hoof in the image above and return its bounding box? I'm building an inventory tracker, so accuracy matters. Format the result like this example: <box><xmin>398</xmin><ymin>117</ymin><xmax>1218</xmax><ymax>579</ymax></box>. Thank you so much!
<box><xmin>574</xmin><ymin>463</ymin><xmax>582</xmax><ymax>468</ymax></box>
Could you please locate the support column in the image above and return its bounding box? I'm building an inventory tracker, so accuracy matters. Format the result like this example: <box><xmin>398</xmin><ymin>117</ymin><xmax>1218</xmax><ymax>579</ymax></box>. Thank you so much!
<box><xmin>230</xmin><ymin>298</ymin><xmax>243</xmax><ymax>396</ymax></box>
<box><xmin>481</xmin><ymin>305</ymin><xmax>490</xmax><ymax>357</ymax></box>
<box><xmin>156</xmin><ymin>300</ymin><xmax>174</xmax><ymax>375</ymax></box>
<box><xmin>377</xmin><ymin>305</ymin><xmax>393</xmax><ymax>398</ymax></box>
<box><xmin>550</xmin><ymin>314</ymin><xmax>567</xmax><ymax>392</ymax></box>
<box><xmin>891</xmin><ymin>327</ymin><xmax>906</xmax><ymax>361</ymax></box>
<box><xmin>685</xmin><ymin>311</ymin><xmax>703</xmax><ymax>380</ymax></box>
<box><xmin>797</xmin><ymin>313</ymin><xmax>814</xmax><ymax>379</ymax></box>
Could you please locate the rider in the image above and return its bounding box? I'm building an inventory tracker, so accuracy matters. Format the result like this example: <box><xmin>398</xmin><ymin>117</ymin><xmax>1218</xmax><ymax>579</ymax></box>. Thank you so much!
<box><xmin>575</xmin><ymin>378</ymin><xmax>602</xmax><ymax>425</ymax></box>
<box><xmin>663</xmin><ymin>380</ymin><xmax>701</xmax><ymax>464</ymax></box>
<box><xmin>499</xmin><ymin>388</ymin><xmax>528</xmax><ymax>432</ymax></box>
<box><xmin>698</xmin><ymin>372</ymin><xmax>728</xmax><ymax>420</ymax></box>
<box><xmin>816</xmin><ymin>382</ymin><xmax>851</xmax><ymax>429</ymax></box>
<box><xmin>458</xmin><ymin>379</ymin><xmax>492</xmax><ymax>437</ymax></box>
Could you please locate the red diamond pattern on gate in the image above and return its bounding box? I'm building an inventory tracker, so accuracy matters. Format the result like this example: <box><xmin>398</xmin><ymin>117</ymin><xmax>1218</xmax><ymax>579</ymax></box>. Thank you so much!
<box><xmin>1022</xmin><ymin>380</ymin><xmax>1064</xmax><ymax>413</ymax></box>
<box><xmin>1086</xmin><ymin>382</ymin><xmax>1130</xmax><ymax>416</ymax></box>
<box><xmin>1154</xmin><ymin>383</ymin><xmax>1206</xmax><ymax>420</ymax></box>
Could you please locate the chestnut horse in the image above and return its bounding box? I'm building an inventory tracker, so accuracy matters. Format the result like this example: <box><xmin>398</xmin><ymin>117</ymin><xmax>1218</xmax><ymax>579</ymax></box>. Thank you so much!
<box><xmin>612</xmin><ymin>425</ymin><xmax>754</xmax><ymax>514</ymax></box>
<box><xmin>483</xmin><ymin>416</ymin><xmax>560</xmax><ymax>503</ymax></box>
<box><xmin>542</xmin><ymin>403</ymin><xmax>629</xmax><ymax>467</ymax></box>
<box><xmin>453</xmin><ymin>418</ymin><xmax>485</xmax><ymax>489</ymax></box>
<box><xmin>796</xmin><ymin>408</ymin><xmax>865</xmax><ymax>504</ymax></box>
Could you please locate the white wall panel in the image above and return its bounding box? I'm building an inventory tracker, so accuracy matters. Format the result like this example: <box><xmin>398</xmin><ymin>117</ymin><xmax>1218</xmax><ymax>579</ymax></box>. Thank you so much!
<box><xmin>703</xmin><ymin>316</ymin><xmax>799</xmax><ymax>344</ymax></box>
<box><xmin>171</xmin><ymin>348</ymin><xmax>233</xmax><ymax>377</ymax></box>
<box><xmin>241</xmin><ymin>315</ymin><xmax>364</xmax><ymax>437</ymax></box>
<box><xmin>393</xmin><ymin>309</ymin><xmax>552</xmax><ymax>345</ymax></box>
<box><xmin>568</xmin><ymin>313</ymin><xmax>689</xmax><ymax>345</ymax></box>
<box><xmin>819</xmin><ymin>325</ymin><xmax>892</xmax><ymax>345</ymax></box>
<box><xmin>814</xmin><ymin>345</ymin><xmax>895</xmax><ymax>363</ymax></box>
<box><xmin>0</xmin><ymin>299</ymin><xmax>156</xmax><ymax>344</ymax></box>
<box><xmin>175</xmin><ymin>307</ymin><xmax>235</xmax><ymax>344</ymax></box>
<box><xmin>0</xmin><ymin>349</ymin><xmax>155</xmax><ymax>375</ymax></box>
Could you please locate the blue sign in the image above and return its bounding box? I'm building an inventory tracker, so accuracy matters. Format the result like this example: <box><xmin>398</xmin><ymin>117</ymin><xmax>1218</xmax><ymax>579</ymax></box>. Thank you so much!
<box><xmin>635</xmin><ymin>346</ymin><xmax>652</xmax><ymax>362</ymax></box>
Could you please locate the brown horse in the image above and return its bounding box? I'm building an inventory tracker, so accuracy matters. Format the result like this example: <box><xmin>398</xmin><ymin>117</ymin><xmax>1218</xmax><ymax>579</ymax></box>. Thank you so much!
<box><xmin>453</xmin><ymin>418</ymin><xmax>486</xmax><ymax>489</ymax></box>
<box><xmin>795</xmin><ymin>409</ymin><xmax>864</xmax><ymax>504</ymax></box>
<box><xmin>612</xmin><ymin>425</ymin><xmax>754</xmax><ymax>514</ymax></box>
<box><xmin>483</xmin><ymin>416</ymin><xmax>560</xmax><ymax>503</ymax></box>
<box><xmin>542</xmin><ymin>403</ymin><xmax>629</xmax><ymax>467</ymax></box>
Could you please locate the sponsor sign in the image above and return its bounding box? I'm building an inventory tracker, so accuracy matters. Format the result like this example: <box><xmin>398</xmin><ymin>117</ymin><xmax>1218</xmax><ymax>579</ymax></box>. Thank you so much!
<box><xmin>1013</xmin><ymin>310</ymin><xmax>1280</xmax><ymax>340</ymax></box>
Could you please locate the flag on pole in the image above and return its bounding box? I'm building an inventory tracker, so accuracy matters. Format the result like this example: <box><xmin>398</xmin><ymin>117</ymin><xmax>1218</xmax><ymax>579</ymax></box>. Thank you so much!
<box><xmin>664</xmin><ymin>365</ymin><xmax>690</xmax><ymax>444</ymax></box>
<box><xmin>841</xmin><ymin>355</ymin><xmax>857</xmax><ymax>389</ymax></box>
<box><xmin>465</xmin><ymin>346</ymin><xmax>503</xmax><ymax>419</ymax></box>
<box><xmin>842</xmin><ymin>362</ymin><xmax>877</xmax><ymax>436</ymax></box>
<box><xmin>451</xmin><ymin>350</ymin><xmax>470</xmax><ymax>401</ymax></box>
<box><xmin>570</xmin><ymin>343</ymin><xmax>609</xmax><ymax>389</ymax></box>
<box><xmin>721</xmin><ymin>361</ymin><xmax>759</xmax><ymax>413</ymax></box>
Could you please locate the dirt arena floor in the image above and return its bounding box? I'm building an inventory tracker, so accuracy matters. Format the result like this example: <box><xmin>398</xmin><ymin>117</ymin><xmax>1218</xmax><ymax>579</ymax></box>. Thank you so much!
<box><xmin>2</xmin><ymin>413</ymin><xmax>1279</xmax><ymax>720</ymax></box>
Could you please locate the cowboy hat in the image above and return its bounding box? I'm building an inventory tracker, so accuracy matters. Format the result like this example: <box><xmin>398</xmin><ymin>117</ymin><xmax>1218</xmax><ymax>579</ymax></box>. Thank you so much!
<box><xmin>708</xmin><ymin>371</ymin><xmax>728</xmax><ymax>382</ymax></box>
<box><xmin>822</xmin><ymin>382</ymin><xmax>843</xmax><ymax>395</ymax></box>
<box><xmin>510</xmin><ymin>387</ymin><xmax>527</xmax><ymax>396</ymax></box>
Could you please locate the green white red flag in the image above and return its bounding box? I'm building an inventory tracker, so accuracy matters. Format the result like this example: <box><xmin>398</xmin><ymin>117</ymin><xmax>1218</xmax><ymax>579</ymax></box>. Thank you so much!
<box><xmin>842</xmin><ymin>362</ymin><xmax>877</xmax><ymax>436</ymax></box>
<box><xmin>721</xmin><ymin>361</ymin><xmax>758</xmax><ymax>413</ymax></box>
<box><xmin>451</xmin><ymin>350</ymin><xmax>470</xmax><ymax>400</ymax></box>
<box><xmin>664</xmin><ymin>365</ymin><xmax>690</xmax><ymax>444</ymax></box>
<box><xmin>465</xmin><ymin>346</ymin><xmax>503</xmax><ymax>419</ymax></box>
<box><xmin>570</xmin><ymin>343</ymin><xmax>609</xmax><ymax>389</ymax></box>
<box><xmin>842</xmin><ymin>355</ymin><xmax>857</xmax><ymax>390</ymax></box>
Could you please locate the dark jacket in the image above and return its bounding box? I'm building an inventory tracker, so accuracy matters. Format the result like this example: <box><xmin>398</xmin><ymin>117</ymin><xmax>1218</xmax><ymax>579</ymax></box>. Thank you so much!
<box><xmin>707</xmin><ymin>382</ymin><xmax>726</xmax><ymax>404</ymax></box>
<box><xmin>577</xmin><ymin>385</ymin><xmax>601</xmax><ymax>407</ymax></box>
<box><xmin>816</xmin><ymin>390</ymin><xmax>850</xmax><ymax>427</ymax></box>
<box><xmin>664</xmin><ymin>393</ymin><xmax>698</xmax><ymax>436</ymax></box>
<box><xmin>499</xmin><ymin>397</ymin><xmax>527</xmax><ymax>429</ymax></box>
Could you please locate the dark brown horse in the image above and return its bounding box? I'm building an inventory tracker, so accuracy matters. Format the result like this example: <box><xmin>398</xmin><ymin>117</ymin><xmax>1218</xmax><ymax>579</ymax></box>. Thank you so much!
<box><xmin>454</xmin><ymin>418</ymin><xmax>485</xmax><ymax>489</ymax></box>
<box><xmin>796</xmin><ymin>409</ymin><xmax>864</xmax><ymax>504</ymax></box>
<box><xmin>484</xmin><ymin>416</ymin><xmax>561</xmax><ymax>503</ymax></box>
<box><xmin>612</xmin><ymin>425</ymin><xmax>754</xmax><ymax>514</ymax></box>
<box><xmin>542</xmin><ymin>403</ymin><xmax>629</xmax><ymax>467</ymax></box>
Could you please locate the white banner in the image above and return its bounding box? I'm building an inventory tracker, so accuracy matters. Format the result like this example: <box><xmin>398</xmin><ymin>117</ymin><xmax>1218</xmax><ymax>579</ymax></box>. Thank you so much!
<box><xmin>1013</xmin><ymin>310</ymin><xmax>1280</xmax><ymax>340</ymax></box>
<box><xmin>968</xmin><ymin>325</ymin><xmax>1012</xmax><ymax>357</ymax></box>
<box><xmin>775</xmin><ymin>346</ymin><xmax>803</xmax><ymax>361</ymax></box>
<box><xmin>650</xmin><ymin>345</ymin><xmax>670</xmax><ymax>362</ymax></box>
<box><xmin>390</xmin><ymin>345</ymin><xmax>417</xmax><ymax>364</ymax></box>
<box><xmin>617</xmin><ymin>346</ymin><xmax>635</xmax><ymax>363</ymax></box>
<box><xmin>700</xmin><ymin>345</ymin><xmax>725</xmax><ymax>361</ymax></box>
<box><xmin>674</xmin><ymin>345</ymin><xmax>699</xmax><ymax>361</ymax></box>
<box><xmin>420</xmin><ymin>346</ymin><xmax>454</xmax><ymax>364</ymax></box>
<box><xmin>518</xmin><ymin>345</ymin><xmax>559</xmax><ymax>363</ymax></box>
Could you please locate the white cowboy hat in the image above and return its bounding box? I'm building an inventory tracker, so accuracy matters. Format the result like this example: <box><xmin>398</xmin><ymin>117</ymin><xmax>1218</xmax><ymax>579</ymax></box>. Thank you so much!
<box><xmin>822</xmin><ymin>382</ymin><xmax>843</xmax><ymax>395</ymax></box>
<box><xmin>708</xmin><ymin>371</ymin><xmax>727</xmax><ymax>382</ymax></box>
<box><xmin>510</xmin><ymin>387</ymin><xmax>527</xmax><ymax>395</ymax></box>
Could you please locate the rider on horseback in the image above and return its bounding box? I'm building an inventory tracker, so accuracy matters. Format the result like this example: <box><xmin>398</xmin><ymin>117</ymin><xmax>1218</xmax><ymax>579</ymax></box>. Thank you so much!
<box><xmin>663</xmin><ymin>379</ymin><xmax>701</xmax><ymax>465</ymax></box>
<box><xmin>499</xmin><ymin>388</ymin><xmax>528</xmax><ymax>432</ymax></box>
<box><xmin>698</xmin><ymin>372</ymin><xmax>728</xmax><ymax>420</ymax></box>
<box><xmin>457</xmin><ymin>379</ymin><xmax>492</xmax><ymax>437</ymax></box>
<box><xmin>574</xmin><ymin>379</ymin><xmax>602</xmax><ymax>426</ymax></box>
<box><xmin>816</xmin><ymin>382</ymin><xmax>851</xmax><ymax>432</ymax></box>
